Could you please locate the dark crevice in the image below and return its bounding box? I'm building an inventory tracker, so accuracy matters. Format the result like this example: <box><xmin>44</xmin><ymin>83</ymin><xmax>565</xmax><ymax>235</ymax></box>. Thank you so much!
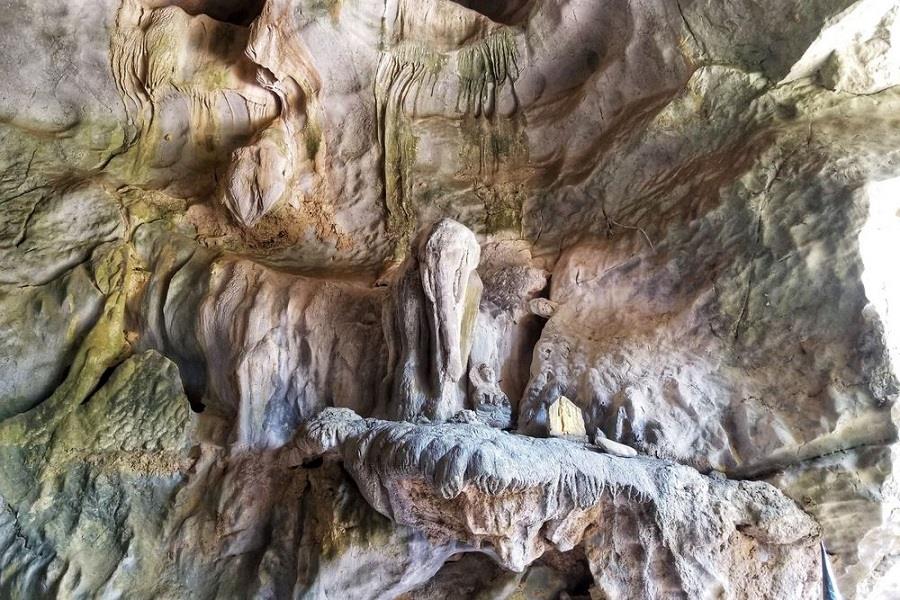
<box><xmin>81</xmin><ymin>365</ymin><xmax>119</xmax><ymax>405</ymax></box>
<box><xmin>151</xmin><ymin>0</ymin><xmax>266</xmax><ymax>26</ymax></box>
<box><xmin>535</xmin><ymin>544</ymin><xmax>593</xmax><ymax>597</ymax></box>
<box><xmin>675</xmin><ymin>0</ymin><xmax>708</xmax><ymax>61</ymax></box>
<box><xmin>188</xmin><ymin>395</ymin><xmax>206</xmax><ymax>413</ymax></box>
<box><xmin>732</xmin><ymin>434</ymin><xmax>899</xmax><ymax>481</ymax></box>
<box><xmin>181</xmin><ymin>372</ymin><xmax>208</xmax><ymax>413</ymax></box>
<box><xmin>445</xmin><ymin>0</ymin><xmax>535</xmax><ymax>26</ymax></box>
<box><xmin>301</xmin><ymin>457</ymin><xmax>324</xmax><ymax>469</ymax></box>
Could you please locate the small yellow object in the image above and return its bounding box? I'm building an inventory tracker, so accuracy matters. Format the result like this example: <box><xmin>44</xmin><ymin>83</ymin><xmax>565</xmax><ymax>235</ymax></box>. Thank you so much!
<box><xmin>548</xmin><ymin>395</ymin><xmax>587</xmax><ymax>440</ymax></box>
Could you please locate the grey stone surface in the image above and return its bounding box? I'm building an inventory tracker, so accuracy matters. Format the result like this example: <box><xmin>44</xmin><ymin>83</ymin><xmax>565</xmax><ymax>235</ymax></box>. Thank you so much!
<box><xmin>380</xmin><ymin>219</ymin><xmax>483</xmax><ymax>422</ymax></box>
<box><xmin>298</xmin><ymin>408</ymin><xmax>822</xmax><ymax>597</ymax></box>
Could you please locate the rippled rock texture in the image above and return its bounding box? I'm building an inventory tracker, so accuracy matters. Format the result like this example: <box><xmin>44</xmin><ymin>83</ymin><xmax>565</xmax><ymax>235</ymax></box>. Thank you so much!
<box><xmin>1</xmin><ymin>0</ymin><xmax>899</xmax><ymax>598</ymax></box>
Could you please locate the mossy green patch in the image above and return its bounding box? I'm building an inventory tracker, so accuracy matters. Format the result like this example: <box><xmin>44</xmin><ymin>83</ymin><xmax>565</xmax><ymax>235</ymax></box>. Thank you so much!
<box><xmin>459</xmin><ymin>112</ymin><xmax>528</xmax><ymax>177</ymax></box>
<box><xmin>478</xmin><ymin>183</ymin><xmax>525</xmax><ymax>234</ymax></box>
<box><xmin>457</xmin><ymin>104</ymin><xmax>528</xmax><ymax>235</ymax></box>
<box><xmin>457</xmin><ymin>29</ymin><xmax>519</xmax><ymax>116</ymax></box>
<box><xmin>0</xmin><ymin>243</ymin><xmax>135</xmax><ymax>447</ymax></box>
<box><xmin>0</xmin><ymin>117</ymin><xmax>131</xmax><ymax>188</ymax></box>
<box><xmin>383</xmin><ymin>118</ymin><xmax>419</xmax><ymax>258</ymax></box>
<box><xmin>309</xmin><ymin>464</ymin><xmax>397</xmax><ymax>560</ymax></box>
<box><xmin>304</xmin><ymin>120</ymin><xmax>322</xmax><ymax>160</ymax></box>
<box><xmin>197</xmin><ymin>66</ymin><xmax>232</xmax><ymax>91</ymax></box>
<box><xmin>374</xmin><ymin>45</ymin><xmax>446</xmax><ymax>258</ymax></box>
<box><xmin>308</xmin><ymin>0</ymin><xmax>344</xmax><ymax>23</ymax></box>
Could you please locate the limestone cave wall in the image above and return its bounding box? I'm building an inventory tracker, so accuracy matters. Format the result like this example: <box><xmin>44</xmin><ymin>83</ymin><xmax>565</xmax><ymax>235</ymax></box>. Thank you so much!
<box><xmin>1</xmin><ymin>0</ymin><xmax>899</xmax><ymax>598</ymax></box>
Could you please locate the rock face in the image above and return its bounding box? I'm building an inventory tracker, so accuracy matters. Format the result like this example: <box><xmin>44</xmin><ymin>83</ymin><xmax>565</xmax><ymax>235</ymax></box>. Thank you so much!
<box><xmin>299</xmin><ymin>409</ymin><xmax>822</xmax><ymax>597</ymax></box>
<box><xmin>1</xmin><ymin>0</ymin><xmax>899</xmax><ymax>598</ymax></box>
<box><xmin>221</xmin><ymin>118</ymin><xmax>296</xmax><ymax>227</ymax></box>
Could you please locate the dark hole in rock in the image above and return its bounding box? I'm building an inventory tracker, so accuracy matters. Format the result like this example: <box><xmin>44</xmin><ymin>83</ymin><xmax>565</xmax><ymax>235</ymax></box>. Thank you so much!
<box><xmin>188</xmin><ymin>396</ymin><xmax>206</xmax><ymax>413</ymax></box>
<box><xmin>147</xmin><ymin>0</ymin><xmax>266</xmax><ymax>26</ymax></box>
<box><xmin>445</xmin><ymin>0</ymin><xmax>535</xmax><ymax>26</ymax></box>
<box><xmin>535</xmin><ymin>544</ymin><xmax>593</xmax><ymax>596</ymax></box>
<box><xmin>81</xmin><ymin>364</ymin><xmax>118</xmax><ymax>405</ymax></box>
<box><xmin>302</xmin><ymin>457</ymin><xmax>324</xmax><ymax>469</ymax></box>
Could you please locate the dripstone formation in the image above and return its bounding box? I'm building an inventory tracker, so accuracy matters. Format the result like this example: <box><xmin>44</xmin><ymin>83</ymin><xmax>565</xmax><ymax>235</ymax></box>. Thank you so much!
<box><xmin>1</xmin><ymin>0</ymin><xmax>899</xmax><ymax>598</ymax></box>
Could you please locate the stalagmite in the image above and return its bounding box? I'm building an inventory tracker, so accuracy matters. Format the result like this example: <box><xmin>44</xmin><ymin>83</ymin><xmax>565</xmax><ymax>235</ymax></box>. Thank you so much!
<box><xmin>381</xmin><ymin>218</ymin><xmax>482</xmax><ymax>422</ymax></box>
